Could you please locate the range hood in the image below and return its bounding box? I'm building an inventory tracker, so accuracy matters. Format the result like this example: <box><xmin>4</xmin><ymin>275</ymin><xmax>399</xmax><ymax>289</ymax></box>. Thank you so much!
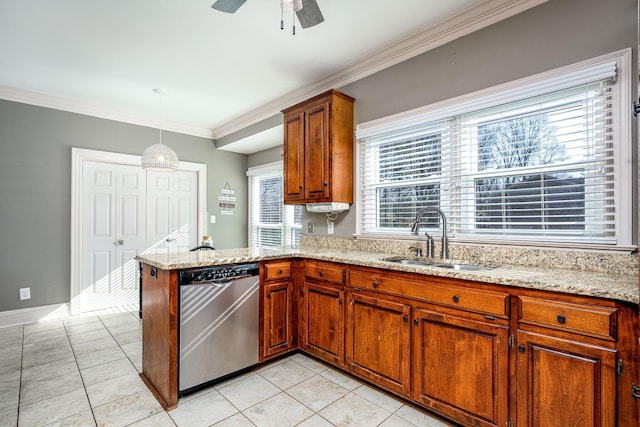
<box><xmin>305</xmin><ymin>202</ymin><xmax>350</xmax><ymax>213</ymax></box>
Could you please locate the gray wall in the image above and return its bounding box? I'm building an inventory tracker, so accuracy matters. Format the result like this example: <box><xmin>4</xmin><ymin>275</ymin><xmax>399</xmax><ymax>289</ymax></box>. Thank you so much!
<box><xmin>1</xmin><ymin>0</ymin><xmax>636</xmax><ymax>313</ymax></box>
<box><xmin>297</xmin><ymin>0</ymin><xmax>638</xmax><ymax>239</ymax></box>
<box><xmin>247</xmin><ymin>146</ymin><xmax>282</xmax><ymax>169</ymax></box>
<box><xmin>0</xmin><ymin>100</ymin><xmax>247</xmax><ymax>311</ymax></box>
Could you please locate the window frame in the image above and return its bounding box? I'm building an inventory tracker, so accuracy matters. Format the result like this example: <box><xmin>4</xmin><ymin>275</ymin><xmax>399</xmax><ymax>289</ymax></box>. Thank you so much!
<box><xmin>355</xmin><ymin>49</ymin><xmax>633</xmax><ymax>251</ymax></box>
<box><xmin>247</xmin><ymin>161</ymin><xmax>302</xmax><ymax>249</ymax></box>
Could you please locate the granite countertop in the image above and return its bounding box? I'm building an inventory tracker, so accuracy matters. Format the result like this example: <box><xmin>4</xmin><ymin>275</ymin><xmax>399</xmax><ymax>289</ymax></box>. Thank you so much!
<box><xmin>136</xmin><ymin>247</ymin><xmax>639</xmax><ymax>305</ymax></box>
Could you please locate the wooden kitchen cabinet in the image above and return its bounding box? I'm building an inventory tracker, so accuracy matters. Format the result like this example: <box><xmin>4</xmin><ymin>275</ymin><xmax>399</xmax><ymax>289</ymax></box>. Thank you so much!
<box><xmin>515</xmin><ymin>330</ymin><xmax>617</xmax><ymax>427</ymax></box>
<box><xmin>139</xmin><ymin>263</ymin><xmax>179</xmax><ymax>409</ymax></box>
<box><xmin>345</xmin><ymin>289</ymin><xmax>412</xmax><ymax>396</ymax></box>
<box><xmin>260</xmin><ymin>260</ymin><xmax>296</xmax><ymax>360</ymax></box>
<box><xmin>412</xmin><ymin>307</ymin><xmax>510</xmax><ymax>427</ymax></box>
<box><xmin>300</xmin><ymin>261</ymin><xmax>346</xmax><ymax>365</ymax></box>
<box><xmin>282</xmin><ymin>89</ymin><xmax>355</xmax><ymax>205</ymax></box>
<box><xmin>514</xmin><ymin>294</ymin><xmax>621</xmax><ymax>427</ymax></box>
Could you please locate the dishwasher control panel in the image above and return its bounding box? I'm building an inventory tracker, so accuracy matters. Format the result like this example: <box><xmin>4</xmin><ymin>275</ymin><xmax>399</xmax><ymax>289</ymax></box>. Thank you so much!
<box><xmin>179</xmin><ymin>262</ymin><xmax>259</xmax><ymax>284</ymax></box>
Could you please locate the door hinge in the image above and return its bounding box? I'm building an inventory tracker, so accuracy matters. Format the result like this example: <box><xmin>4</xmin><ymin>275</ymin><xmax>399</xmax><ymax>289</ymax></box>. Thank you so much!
<box><xmin>633</xmin><ymin>383</ymin><xmax>640</xmax><ymax>399</ymax></box>
<box><xmin>633</xmin><ymin>99</ymin><xmax>640</xmax><ymax>117</ymax></box>
<box><xmin>616</xmin><ymin>359</ymin><xmax>623</xmax><ymax>377</ymax></box>
<box><xmin>508</xmin><ymin>334</ymin><xmax>515</xmax><ymax>349</ymax></box>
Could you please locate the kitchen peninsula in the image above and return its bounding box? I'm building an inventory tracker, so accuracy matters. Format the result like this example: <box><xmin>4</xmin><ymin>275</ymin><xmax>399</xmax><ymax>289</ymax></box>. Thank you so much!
<box><xmin>137</xmin><ymin>244</ymin><xmax>639</xmax><ymax>426</ymax></box>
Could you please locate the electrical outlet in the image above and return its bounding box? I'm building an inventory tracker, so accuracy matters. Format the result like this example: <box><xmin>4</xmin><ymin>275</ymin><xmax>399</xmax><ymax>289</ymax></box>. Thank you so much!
<box><xmin>327</xmin><ymin>219</ymin><xmax>335</xmax><ymax>235</ymax></box>
<box><xmin>19</xmin><ymin>287</ymin><xmax>30</xmax><ymax>300</ymax></box>
<box><xmin>210</xmin><ymin>215</ymin><xmax>216</xmax><ymax>224</ymax></box>
<box><xmin>307</xmin><ymin>221</ymin><xmax>314</xmax><ymax>233</ymax></box>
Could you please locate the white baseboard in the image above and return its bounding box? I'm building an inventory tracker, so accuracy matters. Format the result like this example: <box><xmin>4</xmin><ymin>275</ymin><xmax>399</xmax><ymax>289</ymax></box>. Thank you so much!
<box><xmin>0</xmin><ymin>303</ymin><xmax>70</xmax><ymax>329</ymax></box>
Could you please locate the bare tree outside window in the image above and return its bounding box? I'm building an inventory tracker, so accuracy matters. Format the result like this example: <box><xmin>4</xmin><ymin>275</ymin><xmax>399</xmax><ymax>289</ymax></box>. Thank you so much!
<box><xmin>377</xmin><ymin>134</ymin><xmax>442</xmax><ymax>228</ymax></box>
<box><xmin>475</xmin><ymin>113</ymin><xmax>585</xmax><ymax>230</ymax></box>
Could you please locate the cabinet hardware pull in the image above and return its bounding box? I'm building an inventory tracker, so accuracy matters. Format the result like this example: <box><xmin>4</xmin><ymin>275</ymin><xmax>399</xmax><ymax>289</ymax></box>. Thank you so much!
<box><xmin>318</xmin><ymin>271</ymin><xmax>324</xmax><ymax>277</ymax></box>
<box><xmin>633</xmin><ymin>383</ymin><xmax>640</xmax><ymax>399</ymax></box>
<box><xmin>267</xmin><ymin>293</ymin><xmax>271</xmax><ymax>298</ymax></box>
<box><xmin>557</xmin><ymin>315</ymin><xmax>566</xmax><ymax>324</ymax></box>
<box><xmin>372</xmin><ymin>281</ymin><xmax>379</xmax><ymax>288</ymax></box>
<box><xmin>484</xmin><ymin>315</ymin><xmax>497</xmax><ymax>321</ymax></box>
<box><xmin>323</xmin><ymin>182</ymin><xmax>328</xmax><ymax>186</ymax></box>
<box><xmin>150</xmin><ymin>267</ymin><xmax>157</xmax><ymax>278</ymax></box>
<box><xmin>278</xmin><ymin>269</ymin><xmax>283</xmax><ymax>274</ymax></box>
<box><xmin>517</xmin><ymin>345</ymin><xmax>525</xmax><ymax>353</ymax></box>
<box><xmin>338</xmin><ymin>299</ymin><xmax>343</xmax><ymax>305</ymax></box>
<box><xmin>402</xmin><ymin>315</ymin><xmax>408</xmax><ymax>322</ymax></box>
<box><xmin>354</xmin><ymin>287</ymin><xmax>361</xmax><ymax>291</ymax></box>
<box><xmin>452</xmin><ymin>295</ymin><xmax>460</xmax><ymax>303</ymax></box>
<box><xmin>413</xmin><ymin>319</ymin><xmax>419</xmax><ymax>326</ymax></box>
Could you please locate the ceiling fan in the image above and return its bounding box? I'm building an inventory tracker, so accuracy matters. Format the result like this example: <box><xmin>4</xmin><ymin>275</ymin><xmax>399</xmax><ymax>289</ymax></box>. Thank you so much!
<box><xmin>211</xmin><ymin>0</ymin><xmax>325</xmax><ymax>32</ymax></box>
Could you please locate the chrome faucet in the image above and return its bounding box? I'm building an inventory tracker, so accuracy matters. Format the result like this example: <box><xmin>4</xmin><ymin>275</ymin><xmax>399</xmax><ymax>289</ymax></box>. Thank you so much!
<box><xmin>410</xmin><ymin>207</ymin><xmax>448</xmax><ymax>259</ymax></box>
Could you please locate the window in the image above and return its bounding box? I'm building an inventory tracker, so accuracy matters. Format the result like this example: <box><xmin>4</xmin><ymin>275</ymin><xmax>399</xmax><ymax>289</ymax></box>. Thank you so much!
<box><xmin>248</xmin><ymin>162</ymin><xmax>302</xmax><ymax>248</ymax></box>
<box><xmin>356</xmin><ymin>50</ymin><xmax>632</xmax><ymax>250</ymax></box>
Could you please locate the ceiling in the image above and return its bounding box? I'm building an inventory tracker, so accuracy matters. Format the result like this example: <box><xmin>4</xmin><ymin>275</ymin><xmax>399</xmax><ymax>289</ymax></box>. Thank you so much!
<box><xmin>0</xmin><ymin>0</ymin><xmax>541</xmax><ymax>154</ymax></box>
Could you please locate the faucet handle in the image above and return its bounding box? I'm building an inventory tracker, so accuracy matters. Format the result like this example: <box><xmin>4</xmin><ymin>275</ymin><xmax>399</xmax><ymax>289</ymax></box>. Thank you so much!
<box><xmin>408</xmin><ymin>246</ymin><xmax>423</xmax><ymax>257</ymax></box>
<box><xmin>424</xmin><ymin>233</ymin><xmax>434</xmax><ymax>258</ymax></box>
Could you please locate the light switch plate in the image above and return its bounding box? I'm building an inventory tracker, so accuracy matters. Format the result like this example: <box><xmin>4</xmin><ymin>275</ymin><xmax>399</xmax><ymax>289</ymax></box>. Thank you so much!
<box><xmin>307</xmin><ymin>221</ymin><xmax>314</xmax><ymax>233</ymax></box>
<box><xmin>19</xmin><ymin>287</ymin><xmax>30</xmax><ymax>300</ymax></box>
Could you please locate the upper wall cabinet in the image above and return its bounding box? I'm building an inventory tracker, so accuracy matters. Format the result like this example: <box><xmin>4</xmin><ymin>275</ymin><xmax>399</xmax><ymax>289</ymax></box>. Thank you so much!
<box><xmin>282</xmin><ymin>89</ymin><xmax>355</xmax><ymax>205</ymax></box>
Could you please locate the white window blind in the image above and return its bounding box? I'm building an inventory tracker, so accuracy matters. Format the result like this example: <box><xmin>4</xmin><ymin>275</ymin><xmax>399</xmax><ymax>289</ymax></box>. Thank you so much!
<box><xmin>356</xmin><ymin>51</ymin><xmax>632</xmax><ymax>249</ymax></box>
<box><xmin>248</xmin><ymin>162</ymin><xmax>302</xmax><ymax>248</ymax></box>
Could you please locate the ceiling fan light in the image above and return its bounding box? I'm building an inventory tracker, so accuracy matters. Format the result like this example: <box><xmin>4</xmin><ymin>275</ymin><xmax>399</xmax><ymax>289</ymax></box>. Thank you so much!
<box><xmin>281</xmin><ymin>0</ymin><xmax>302</xmax><ymax>13</ymax></box>
<box><xmin>141</xmin><ymin>143</ymin><xmax>179</xmax><ymax>172</ymax></box>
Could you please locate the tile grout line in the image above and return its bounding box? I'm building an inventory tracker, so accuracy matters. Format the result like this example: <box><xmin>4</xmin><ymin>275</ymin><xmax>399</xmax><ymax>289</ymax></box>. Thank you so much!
<box><xmin>64</xmin><ymin>318</ymin><xmax>99</xmax><ymax>427</ymax></box>
<box><xmin>15</xmin><ymin>324</ymin><xmax>24</xmax><ymax>427</ymax></box>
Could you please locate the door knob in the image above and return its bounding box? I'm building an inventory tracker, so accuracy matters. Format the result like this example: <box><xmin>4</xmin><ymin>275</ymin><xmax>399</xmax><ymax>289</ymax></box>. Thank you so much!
<box><xmin>115</xmin><ymin>239</ymin><xmax>124</xmax><ymax>245</ymax></box>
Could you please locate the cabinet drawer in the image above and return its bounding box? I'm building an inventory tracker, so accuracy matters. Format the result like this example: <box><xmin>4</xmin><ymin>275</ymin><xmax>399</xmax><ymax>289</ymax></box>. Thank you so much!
<box><xmin>518</xmin><ymin>296</ymin><xmax>617</xmax><ymax>340</ymax></box>
<box><xmin>305</xmin><ymin>261</ymin><xmax>345</xmax><ymax>284</ymax></box>
<box><xmin>349</xmin><ymin>269</ymin><xmax>509</xmax><ymax>319</ymax></box>
<box><xmin>263</xmin><ymin>261</ymin><xmax>291</xmax><ymax>281</ymax></box>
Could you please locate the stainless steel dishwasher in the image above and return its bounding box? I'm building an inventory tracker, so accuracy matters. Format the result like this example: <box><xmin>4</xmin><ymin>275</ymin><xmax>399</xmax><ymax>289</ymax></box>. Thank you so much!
<box><xmin>178</xmin><ymin>262</ymin><xmax>260</xmax><ymax>395</ymax></box>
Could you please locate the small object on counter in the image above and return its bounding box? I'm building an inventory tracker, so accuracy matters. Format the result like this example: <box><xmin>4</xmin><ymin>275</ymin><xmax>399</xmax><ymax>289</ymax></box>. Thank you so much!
<box><xmin>201</xmin><ymin>235</ymin><xmax>213</xmax><ymax>246</ymax></box>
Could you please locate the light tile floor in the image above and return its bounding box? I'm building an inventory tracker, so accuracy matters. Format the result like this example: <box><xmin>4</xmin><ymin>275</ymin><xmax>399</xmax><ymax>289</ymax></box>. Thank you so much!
<box><xmin>0</xmin><ymin>311</ymin><xmax>457</xmax><ymax>427</ymax></box>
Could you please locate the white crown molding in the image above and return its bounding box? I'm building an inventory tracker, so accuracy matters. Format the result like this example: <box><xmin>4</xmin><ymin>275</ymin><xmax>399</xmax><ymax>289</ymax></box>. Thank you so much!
<box><xmin>0</xmin><ymin>85</ymin><xmax>215</xmax><ymax>140</ymax></box>
<box><xmin>212</xmin><ymin>0</ymin><xmax>548</xmax><ymax>139</ymax></box>
<box><xmin>0</xmin><ymin>0</ymin><xmax>545</xmax><ymax>143</ymax></box>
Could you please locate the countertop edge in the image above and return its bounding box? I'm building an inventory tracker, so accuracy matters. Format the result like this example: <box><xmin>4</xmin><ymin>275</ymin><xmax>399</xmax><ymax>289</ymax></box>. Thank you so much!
<box><xmin>136</xmin><ymin>248</ymin><xmax>639</xmax><ymax>305</ymax></box>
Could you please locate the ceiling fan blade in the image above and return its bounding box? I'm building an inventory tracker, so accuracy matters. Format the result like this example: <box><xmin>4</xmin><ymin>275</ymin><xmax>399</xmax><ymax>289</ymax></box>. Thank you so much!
<box><xmin>211</xmin><ymin>0</ymin><xmax>247</xmax><ymax>13</ymax></box>
<box><xmin>296</xmin><ymin>0</ymin><xmax>324</xmax><ymax>28</ymax></box>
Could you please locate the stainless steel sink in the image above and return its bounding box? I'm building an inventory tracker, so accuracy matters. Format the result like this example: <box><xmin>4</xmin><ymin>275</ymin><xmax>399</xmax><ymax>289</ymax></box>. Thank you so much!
<box><xmin>382</xmin><ymin>257</ymin><xmax>436</xmax><ymax>267</ymax></box>
<box><xmin>430</xmin><ymin>263</ymin><xmax>493</xmax><ymax>272</ymax></box>
<box><xmin>381</xmin><ymin>257</ymin><xmax>436</xmax><ymax>267</ymax></box>
<box><xmin>381</xmin><ymin>257</ymin><xmax>494</xmax><ymax>272</ymax></box>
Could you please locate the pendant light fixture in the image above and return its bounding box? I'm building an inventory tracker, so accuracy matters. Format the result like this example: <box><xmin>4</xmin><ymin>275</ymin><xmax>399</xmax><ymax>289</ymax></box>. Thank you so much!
<box><xmin>141</xmin><ymin>88</ymin><xmax>179</xmax><ymax>172</ymax></box>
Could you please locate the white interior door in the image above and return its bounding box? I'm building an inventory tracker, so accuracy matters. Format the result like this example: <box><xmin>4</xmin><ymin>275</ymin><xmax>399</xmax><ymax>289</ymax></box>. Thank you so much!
<box><xmin>146</xmin><ymin>170</ymin><xmax>198</xmax><ymax>253</ymax></box>
<box><xmin>81</xmin><ymin>161</ymin><xmax>146</xmax><ymax>313</ymax></box>
<box><xmin>71</xmin><ymin>148</ymin><xmax>207</xmax><ymax>315</ymax></box>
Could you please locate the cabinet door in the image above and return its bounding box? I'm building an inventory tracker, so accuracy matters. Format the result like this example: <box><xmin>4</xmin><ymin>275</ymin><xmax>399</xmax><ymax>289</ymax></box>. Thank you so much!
<box><xmin>413</xmin><ymin>308</ymin><xmax>509</xmax><ymax>427</ymax></box>
<box><xmin>304</xmin><ymin>102</ymin><xmax>330</xmax><ymax>201</ymax></box>
<box><xmin>283</xmin><ymin>112</ymin><xmax>305</xmax><ymax>202</ymax></box>
<box><xmin>301</xmin><ymin>281</ymin><xmax>344</xmax><ymax>365</ymax></box>
<box><xmin>516</xmin><ymin>330</ymin><xmax>617</xmax><ymax>427</ymax></box>
<box><xmin>263</xmin><ymin>280</ymin><xmax>293</xmax><ymax>358</ymax></box>
<box><xmin>346</xmin><ymin>291</ymin><xmax>411</xmax><ymax>396</ymax></box>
